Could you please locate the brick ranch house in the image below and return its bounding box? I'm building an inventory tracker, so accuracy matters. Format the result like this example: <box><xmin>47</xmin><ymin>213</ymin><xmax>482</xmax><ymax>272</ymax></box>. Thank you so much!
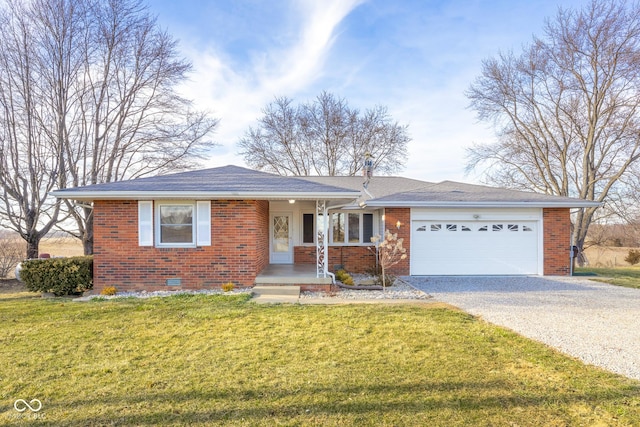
<box><xmin>51</xmin><ymin>165</ymin><xmax>600</xmax><ymax>293</ymax></box>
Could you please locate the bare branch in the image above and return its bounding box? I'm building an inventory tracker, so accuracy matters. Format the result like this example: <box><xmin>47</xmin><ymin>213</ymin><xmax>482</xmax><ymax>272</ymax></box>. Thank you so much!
<box><xmin>0</xmin><ymin>0</ymin><xmax>219</xmax><ymax>255</ymax></box>
<box><xmin>467</xmin><ymin>0</ymin><xmax>640</xmax><ymax>250</ymax></box>
<box><xmin>239</xmin><ymin>91</ymin><xmax>410</xmax><ymax>176</ymax></box>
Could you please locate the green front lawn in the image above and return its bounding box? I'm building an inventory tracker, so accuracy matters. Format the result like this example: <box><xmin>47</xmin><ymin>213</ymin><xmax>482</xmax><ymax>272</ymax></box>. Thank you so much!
<box><xmin>576</xmin><ymin>266</ymin><xmax>640</xmax><ymax>289</ymax></box>
<box><xmin>1</xmin><ymin>292</ymin><xmax>639</xmax><ymax>426</ymax></box>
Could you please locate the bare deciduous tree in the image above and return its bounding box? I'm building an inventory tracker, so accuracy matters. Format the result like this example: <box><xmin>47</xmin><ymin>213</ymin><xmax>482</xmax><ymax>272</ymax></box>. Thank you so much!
<box><xmin>64</xmin><ymin>0</ymin><xmax>219</xmax><ymax>254</ymax></box>
<box><xmin>0</xmin><ymin>0</ymin><xmax>219</xmax><ymax>256</ymax></box>
<box><xmin>0</xmin><ymin>231</ymin><xmax>25</xmax><ymax>278</ymax></box>
<box><xmin>466</xmin><ymin>0</ymin><xmax>640</xmax><ymax>253</ymax></box>
<box><xmin>239</xmin><ymin>91</ymin><xmax>409</xmax><ymax>176</ymax></box>
<box><xmin>369</xmin><ymin>230</ymin><xmax>407</xmax><ymax>290</ymax></box>
<box><xmin>0</xmin><ymin>0</ymin><xmax>67</xmax><ymax>258</ymax></box>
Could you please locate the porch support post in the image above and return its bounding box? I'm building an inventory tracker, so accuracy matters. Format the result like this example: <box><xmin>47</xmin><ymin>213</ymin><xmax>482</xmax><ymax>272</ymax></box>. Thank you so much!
<box><xmin>323</xmin><ymin>201</ymin><xmax>329</xmax><ymax>278</ymax></box>
<box><xmin>316</xmin><ymin>200</ymin><xmax>328</xmax><ymax>278</ymax></box>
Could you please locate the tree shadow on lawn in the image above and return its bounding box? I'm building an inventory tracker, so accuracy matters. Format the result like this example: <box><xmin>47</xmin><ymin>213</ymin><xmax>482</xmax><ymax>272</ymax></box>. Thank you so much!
<box><xmin>34</xmin><ymin>378</ymin><xmax>640</xmax><ymax>425</ymax></box>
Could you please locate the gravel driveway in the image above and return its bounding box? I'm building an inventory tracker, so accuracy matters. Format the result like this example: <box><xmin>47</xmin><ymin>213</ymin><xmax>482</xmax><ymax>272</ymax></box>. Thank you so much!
<box><xmin>405</xmin><ymin>276</ymin><xmax>640</xmax><ymax>381</ymax></box>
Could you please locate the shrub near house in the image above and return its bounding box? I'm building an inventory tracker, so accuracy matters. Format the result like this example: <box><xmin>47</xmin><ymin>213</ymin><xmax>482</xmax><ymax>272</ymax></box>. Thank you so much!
<box><xmin>21</xmin><ymin>256</ymin><xmax>93</xmax><ymax>296</ymax></box>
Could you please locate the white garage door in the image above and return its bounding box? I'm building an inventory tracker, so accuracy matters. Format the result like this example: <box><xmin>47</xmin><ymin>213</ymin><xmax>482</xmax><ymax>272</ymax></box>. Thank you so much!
<box><xmin>411</xmin><ymin>221</ymin><xmax>539</xmax><ymax>275</ymax></box>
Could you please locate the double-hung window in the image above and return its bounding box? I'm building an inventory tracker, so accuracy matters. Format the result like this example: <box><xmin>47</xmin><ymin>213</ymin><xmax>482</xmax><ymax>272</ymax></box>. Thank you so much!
<box><xmin>158</xmin><ymin>204</ymin><xmax>195</xmax><ymax>245</ymax></box>
<box><xmin>138</xmin><ymin>200</ymin><xmax>211</xmax><ymax>247</ymax></box>
<box><xmin>332</xmin><ymin>212</ymin><xmax>374</xmax><ymax>244</ymax></box>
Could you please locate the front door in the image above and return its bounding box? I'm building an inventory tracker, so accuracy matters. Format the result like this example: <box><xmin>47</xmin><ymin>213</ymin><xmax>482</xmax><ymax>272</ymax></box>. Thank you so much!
<box><xmin>270</xmin><ymin>213</ymin><xmax>293</xmax><ymax>264</ymax></box>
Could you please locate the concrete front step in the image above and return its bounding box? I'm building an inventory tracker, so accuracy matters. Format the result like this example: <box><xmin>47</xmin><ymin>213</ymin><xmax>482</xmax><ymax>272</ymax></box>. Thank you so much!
<box><xmin>252</xmin><ymin>285</ymin><xmax>300</xmax><ymax>297</ymax></box>
<box><xmin>254</xmin><ymin>276</ymin><xmax>331</xmax><ymax>285</ymax></box>
<box><xmin>251</xmin><ymin>285</ymin><xmax>300</xmax><ymax>304</ymax></box>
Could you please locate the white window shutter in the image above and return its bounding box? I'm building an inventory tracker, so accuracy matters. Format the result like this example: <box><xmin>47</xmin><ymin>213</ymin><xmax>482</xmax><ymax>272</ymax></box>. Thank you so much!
<box><xmin>196</xmin><ymin>201</ymin><xmax>211</xmax><ymax>246</ymax></box>
<box><xmin>138</xmin><ymin>201</ymin><xmax>153</xmax><ymax>246</ymax></box>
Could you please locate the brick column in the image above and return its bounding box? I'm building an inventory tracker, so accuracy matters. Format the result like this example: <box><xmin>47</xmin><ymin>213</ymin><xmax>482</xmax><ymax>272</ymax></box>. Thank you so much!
<box><xmin>381</xmin><ymin>208</ymin><xmax>411</xmax><ymax>275</ymax></box>
<box><xmin>543</xmin><ymin>208</ymin><xmax>571</xmax><ymax>275</ymax></box>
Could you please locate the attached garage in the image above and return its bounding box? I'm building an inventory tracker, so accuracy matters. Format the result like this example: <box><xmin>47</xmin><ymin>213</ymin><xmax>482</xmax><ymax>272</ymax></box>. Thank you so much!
<box><xmin>410</xmin><ymin>209</ymin><xmax>543</xmax><ymax>275</ymax></box>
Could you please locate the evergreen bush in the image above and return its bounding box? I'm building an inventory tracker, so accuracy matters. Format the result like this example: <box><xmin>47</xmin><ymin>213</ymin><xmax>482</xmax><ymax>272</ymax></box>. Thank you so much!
<box><xmin>21</xmin><ymin>256</ymin><xmax>93</xmax><ymax>296</ymax></box>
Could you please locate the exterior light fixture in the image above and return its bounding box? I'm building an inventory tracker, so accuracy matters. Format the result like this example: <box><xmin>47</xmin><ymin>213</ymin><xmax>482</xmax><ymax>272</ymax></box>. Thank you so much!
<box><xmin>289</xmin><ymin>199</ymin><xmax>296</xmax><ymax>204</ymax></box>
<box><xmin>396</xmin><ymin>220</ymin><xmax>402</xmax><ymax>229</ymax></box>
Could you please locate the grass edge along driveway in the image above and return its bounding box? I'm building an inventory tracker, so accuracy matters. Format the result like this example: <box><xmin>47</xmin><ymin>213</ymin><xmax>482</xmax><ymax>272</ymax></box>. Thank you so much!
<box><xmin>576</xmin><ymin>266</ymin><xmax>640</xmax><ymax>289</ymax></box>
<box><xmin>1</xmin><ymin>292</ymin><xmax>639</xmax><ymax>426</ymax></box>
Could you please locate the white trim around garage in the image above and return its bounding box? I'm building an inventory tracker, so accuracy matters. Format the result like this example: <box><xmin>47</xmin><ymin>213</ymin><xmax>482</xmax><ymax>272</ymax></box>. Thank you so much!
<box><xmin>410</xmin><ymin>208</ymin><xmax>544</xmax><ymax>276</ymax></box>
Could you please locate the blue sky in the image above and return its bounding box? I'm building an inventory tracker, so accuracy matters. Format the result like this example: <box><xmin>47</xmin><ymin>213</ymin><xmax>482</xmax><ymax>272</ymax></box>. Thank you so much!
<box><xmin>151</xmin><ymin>0</ymin><xmax>588</xmax><ymax>183</ymax></box>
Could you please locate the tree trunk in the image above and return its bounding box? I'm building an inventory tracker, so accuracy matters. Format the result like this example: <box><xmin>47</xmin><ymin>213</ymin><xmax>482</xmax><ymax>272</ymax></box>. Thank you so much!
<box><xmin>571</xmin><ymin>206</ymin><xmax>600</xmax><ymax>267</ymax></box>
<box><xmin>82</xmin><ymin>206</ymin><xmax>94</xmax><ymax>255</ymax></box>
<box><xmin>83</xmin><ymin>236</ymin><xmax>93</xmax><ymax>256</ymax></box>
<box><xmin>381</xmin><ymin>264</ymin><xmax>386</xmax><ymax>291</ymax></box>
<box><xmin>26</xmin><ymin>237</ymin><xmax>39</xmax><ymax>259</ymax></box>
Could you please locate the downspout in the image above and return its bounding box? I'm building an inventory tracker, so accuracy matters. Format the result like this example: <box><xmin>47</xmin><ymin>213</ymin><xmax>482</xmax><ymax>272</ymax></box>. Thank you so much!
<box><xmin>362</xmin><ymin>186</ymin><xmax>374</xmax><ymax>199</ymax></box>
<box><xmin>327</xmin><ymin>271</ymin><xmax>335</xmax><ymax>284</ymax></box>
<box><xmin>569</xmin><ymin>207</ymin><xmax>582</xmax><ymax>276</ymax></box>
<box><xmin>570</xmin><ymin>236</ymin><xmax>575</xmax><ymax>276</ymax></box>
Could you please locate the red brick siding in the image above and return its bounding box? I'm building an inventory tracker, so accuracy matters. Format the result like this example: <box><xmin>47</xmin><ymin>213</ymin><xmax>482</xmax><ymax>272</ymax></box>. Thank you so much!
<box><xmin>254</xmin><ymin>200</ymin><xmax>270</xmax><ymax>275</ymax></box>
<box><xmin>93</xmin><ymin>199</ymin><xmax>269</xmax><ymax>293</ymax></box>
<box><xmin>543</xmin><ymin>208</ymin><xmax>571</xmax><ymax>275</ymax></box>
<box><xmin>381</xmin><ymin>208</ymin><xmax>411</xmax><ymax>275</ymax></box>
<box><xmin>294</xmin><ymin>246</ymin><xmax>377</xmax><ymax>273</ymax></box>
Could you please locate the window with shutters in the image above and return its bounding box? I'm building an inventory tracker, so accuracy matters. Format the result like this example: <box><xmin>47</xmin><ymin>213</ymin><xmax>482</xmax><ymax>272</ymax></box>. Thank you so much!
<box><xmin>138</xmin><ymin>200</ymin><xmax>211</xmax><ymax>248</ymax></box>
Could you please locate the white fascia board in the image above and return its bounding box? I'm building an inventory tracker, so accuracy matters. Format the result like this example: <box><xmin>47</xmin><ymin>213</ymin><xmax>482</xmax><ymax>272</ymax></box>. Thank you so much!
<box><xmin>365</xmin><ymin>200</ymin><xmax>603</xmax><ymax>208</ymax></box>
<box><xmin>49</xmin><ymin>190</ymin><xmax>362</xmax><ymax>201</ymax></box>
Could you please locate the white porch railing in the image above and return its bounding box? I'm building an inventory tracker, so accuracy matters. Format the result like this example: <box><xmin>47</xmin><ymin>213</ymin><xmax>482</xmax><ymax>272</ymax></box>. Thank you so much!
<box><xmin>316</xmin><ymin>200</ymin><xmax>328</xmax><ymax>278</ymax></box>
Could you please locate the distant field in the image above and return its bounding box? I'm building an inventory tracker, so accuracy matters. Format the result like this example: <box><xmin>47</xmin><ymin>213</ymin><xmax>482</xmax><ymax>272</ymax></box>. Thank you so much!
<box><xmin>39</xmin><ymin>236</ymin><xmax>84</xmax><ymax>257</ymax></box>
<box><xmin>0</xmin><ymin>236</ymin><xmax>84</xmax><ymax>279</ymax></box>
<box><xmin>583</xmin><ymin>246</ymin><xmax>638</xmax><ymax>267</ymax></box>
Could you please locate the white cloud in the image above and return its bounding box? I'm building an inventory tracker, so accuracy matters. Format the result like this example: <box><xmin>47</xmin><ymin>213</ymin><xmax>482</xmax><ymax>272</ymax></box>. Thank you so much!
<box><xmin>176</xmin><ymin>0</ymin><xmax>365</xmax><ymax>167</ymax></box>
<box><xmin>163</xmin><ymin>0</ymin><xmax>586</xmax><ymax>181</ymax></box>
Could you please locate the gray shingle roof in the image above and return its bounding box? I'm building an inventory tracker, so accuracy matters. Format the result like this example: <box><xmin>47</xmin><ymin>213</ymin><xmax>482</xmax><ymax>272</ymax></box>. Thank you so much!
<box><xmin>300</xmin><ymin>176</ymin><xmax>433</xmax><ymax>199</ymax></box>
<box><xmin>366</xmin><ymin>180</ymin><xmax>602</xmax><ymax>208</ymax></box>
<box><xmin>51</xmin><ymin>165</ymin><xmax>361</xmax><ymax>200</ymax></box>
<box><xmin>51</xmin><ymin>165</ymin><xmax>601</xmax><ymax>208</ymax></box>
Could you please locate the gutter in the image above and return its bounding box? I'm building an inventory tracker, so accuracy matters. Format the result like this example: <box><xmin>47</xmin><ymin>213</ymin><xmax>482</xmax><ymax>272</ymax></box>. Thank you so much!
<box><xmin>364</xmin><ymin>201</ymin><xmax>603</xmax><ymax>209</ymax></box>
<box><xmin>49</xmin><ymin>190</ymin><xmax>362</xmax><ymax>201</ymax></box>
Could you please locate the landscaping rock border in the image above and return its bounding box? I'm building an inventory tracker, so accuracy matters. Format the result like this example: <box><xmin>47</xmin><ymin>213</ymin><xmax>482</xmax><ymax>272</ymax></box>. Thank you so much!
<box><xmin>302</xmin><ymin>278</ymin><xmax>431</xmax><ymax>301</ymax></box>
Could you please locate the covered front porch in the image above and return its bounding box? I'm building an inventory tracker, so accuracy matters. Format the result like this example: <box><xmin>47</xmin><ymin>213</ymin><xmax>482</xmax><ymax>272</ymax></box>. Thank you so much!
<box><xmin>267</xmin><ymin>198</ymin><xmax>381</xmax><ymax>285</ymax></box>
<box><xmin>254</xmin><ymin>263</ymin><xmax>333</xmax><ymax>292</ymax></box>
